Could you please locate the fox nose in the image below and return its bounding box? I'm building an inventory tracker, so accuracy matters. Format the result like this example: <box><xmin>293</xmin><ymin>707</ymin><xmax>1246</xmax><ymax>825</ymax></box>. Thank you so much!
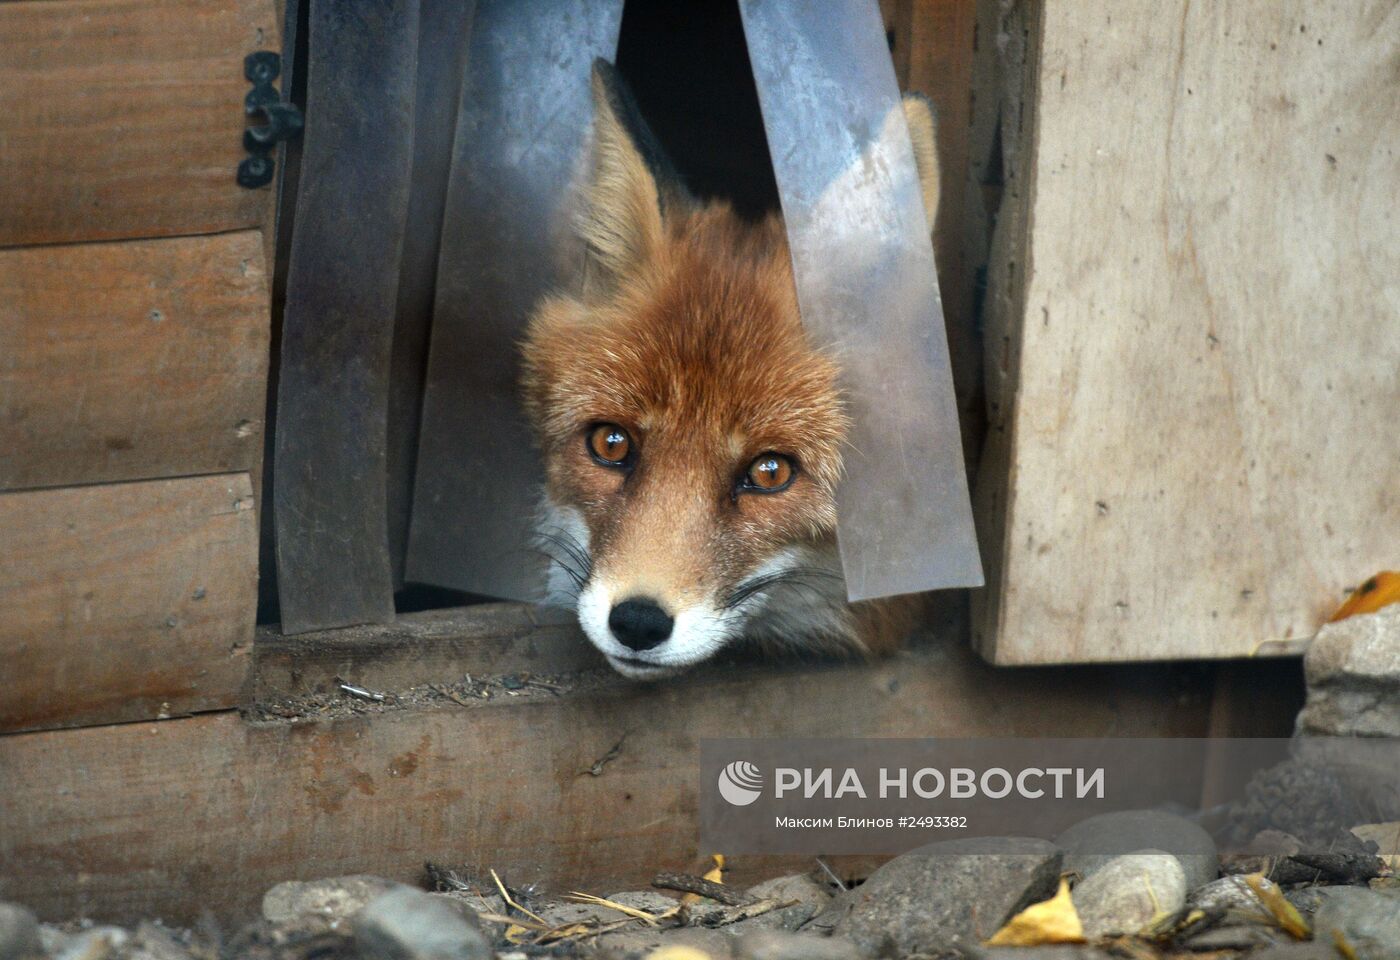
<box><xmin>608</xmin><ymin>598</ymin><xmax>674</xmax><ymax>651</ymax></box>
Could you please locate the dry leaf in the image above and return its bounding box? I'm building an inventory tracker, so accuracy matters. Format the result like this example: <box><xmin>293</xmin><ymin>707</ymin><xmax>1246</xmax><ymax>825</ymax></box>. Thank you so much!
<box><xmin>566</xmin><ymin>891</ymin><xmax>671</xmax><ymax>924</ymax></box>
<box><xmin>984</xmin><ymin>878</ymin><xmax>1086</xmax><ymax>946</ymax></box>
<box><xmin>1332</xmin><ymin>928</ymin><xmax>1360</xmax><ymax>960</ymax></box>
<box><xmin>646</xmin><ymin>948</ymin><xmax>715</xmax><ymax>960</ymax></box>
<box><xmin>1243</xmin><ymin>872</ymin><xmax>1310</xmax><ymax>940</ymax></box>
<box><xmin>1329</xmin><ymin>571</ymin><xmax>1400</xmax><ymax>622</ymax></box>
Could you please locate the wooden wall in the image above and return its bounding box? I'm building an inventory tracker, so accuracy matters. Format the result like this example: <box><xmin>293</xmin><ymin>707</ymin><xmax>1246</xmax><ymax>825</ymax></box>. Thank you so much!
<box><xmin>0</xmin><ymin>0</ymin><xmax>277</xmax><ymax>732</ymax></box>
<box><xmin>971</xmin><ymin>0</ymin><xmax>1400</xmax><ymax>664</ymax></box>
<box><xmin>1</xmin><ymin>609</ymin><xmax>1218</xmax><ymax>925</ymax></box>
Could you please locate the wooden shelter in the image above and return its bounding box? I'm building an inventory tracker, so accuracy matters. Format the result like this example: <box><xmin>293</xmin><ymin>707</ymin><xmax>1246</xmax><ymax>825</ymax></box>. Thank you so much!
<box><xmin>3</xmin><ymin>0</ymin><xmax>1393</xmax><ymax>924</ymax></box>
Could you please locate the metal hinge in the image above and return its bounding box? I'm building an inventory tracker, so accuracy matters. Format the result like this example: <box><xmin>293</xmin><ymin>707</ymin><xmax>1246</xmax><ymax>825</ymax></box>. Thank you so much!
<box><xmin>238</xmin><ymin>51</ymin><xmax>304</xmax><ymax>188</ymax></box>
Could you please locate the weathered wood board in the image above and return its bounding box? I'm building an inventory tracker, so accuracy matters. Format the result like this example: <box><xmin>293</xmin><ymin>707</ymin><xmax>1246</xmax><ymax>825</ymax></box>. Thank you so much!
<box><xmin>254</xmin><ymin>602</ymin><xmax>602</xmax><ymax>700</ymax></box>
<box><xmin>0</xmin><ymin>637</ymin><xmax>1215</xmax><ymax>925</ymax></box>
<box><xmin>0</xmin><ymin>474</ymin><xmax>257</xmax><ymax>733</ymax></box>
<box><xmin>0</xmin><ymin>0</ymin><xmax>277</xmax><ymax>247</ymax></box>
<box><xmin>973</xmin><ymin>1</ymin><xmax>1400</xmax><ymax>664</ymax></box>
<box><xmin>0</xmin><ymin>232</ymin><xmax>270</xmax><ymax>492</ymax></box>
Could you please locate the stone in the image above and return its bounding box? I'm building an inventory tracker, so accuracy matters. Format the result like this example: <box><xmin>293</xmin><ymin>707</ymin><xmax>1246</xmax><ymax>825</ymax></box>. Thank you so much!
<box><xmin>600</xmin><ymin>925</ymin><xmax>736</xmax><ymax>958</ymax></box>
<box><xmin>1055</xmin><ymin>810</ymin><xmax>1217</xmax><ymax>891</ymax></box>
<box><xmin>1070</xmin><ymin>850</ymin><xmax>1186</xmax><ymax>939</ymax></box>
<box><xmin>825</xmin><ymin>836</ymin><xmax>1062</xmax><ymax>956</ymax></box>
<box><xmin>353</xmin><ymin>887</ymin><xmax>491</xmax><ymax>960</ymax></box>
<box><xmin>745</xmin><ymin>874</ymin><xmax>829</xmax><ymax>910</ymax></box>
<box><xmin>51</xmin><ymin>927</ymin><xmax>129</xmax><ymax>960</ymax></box>
<box><xmin>1242</xmin><ymin>945</ymin><xmax>1343</xmax><ymax>960</ymax></box>
<box><xmin>1188</xmin><ymin>874</ymin><xmax>1279</xmax><ymax>924</ymax></box>
<box><xmin>0</xmin><ymin>905</ymin><xmax>41</xmax><ymax>960</ymax></box>
<box><xmin>262</xmin><ymin>874</ymin><xmax>404</xmax><ymax>929</ymax></box>
<box><xmin>1180</xmin><ymin>924</ymin><xmax>1286</xmax><ymax>951</ymax></box>
<box><xmin>734</xmin><ymin>930</ymin><xmax>862</xmax><ymax>960</ymax></box>
<box><xmin>1297</xmin><ymin>606</ymin><xmax>1400</xmax><ymax>737</ymax></box>
<box><xmin>127</xmin><ymin>922</ymin><xmax>192</xmax><ymax>960</ymax></box>
<box><xmin>974</xmin><ymin>950</ymin><xmax>1112</xmax><ymax>960</ymax></box>
<box><xmin>1309</xmin><ymin>887</ymin><xmax>1400</xmax><ymax>960</ymax></box>
<box><xmin>735</xmin><ymin>875</ymin><xmax>830</xmax><ymax>931</ymax></box>
<box><xmin>1285</xmin><ymin>885</ymin><xmax>1334</xmax><ymax>918</ymax></box>
<box><xmin>606</xmin><ymin>891</ymin><xmax>684</xmax><ymax>916</ymax></box>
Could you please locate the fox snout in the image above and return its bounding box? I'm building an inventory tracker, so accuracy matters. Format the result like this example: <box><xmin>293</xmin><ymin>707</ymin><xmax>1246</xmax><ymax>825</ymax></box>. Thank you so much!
<box><xmin>607</xmin><ymin>598</ymin><xmax>673</xmax><ymax>651</ymax></box>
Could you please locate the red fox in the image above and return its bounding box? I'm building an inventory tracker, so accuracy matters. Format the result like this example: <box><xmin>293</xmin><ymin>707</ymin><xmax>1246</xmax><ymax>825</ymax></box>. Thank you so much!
<box><xmin>521</xmin><ymin>62</ymin><xmax>942</xmax><ymax>678</ymax></box>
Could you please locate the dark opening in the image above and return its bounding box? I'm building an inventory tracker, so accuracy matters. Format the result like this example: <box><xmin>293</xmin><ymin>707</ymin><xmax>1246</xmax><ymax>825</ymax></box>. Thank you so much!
<box><xmin>615</xmin><ymin>0</ymin><xmax>779</xmax><ymax>220</ymax></box>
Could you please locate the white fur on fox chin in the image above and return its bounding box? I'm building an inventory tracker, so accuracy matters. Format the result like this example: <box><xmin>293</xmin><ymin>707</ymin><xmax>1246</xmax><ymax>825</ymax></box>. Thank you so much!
<box><xmin>537</xmin><ymin>501</ymin><xmax>861</xmax><ymax>679</ymax></box>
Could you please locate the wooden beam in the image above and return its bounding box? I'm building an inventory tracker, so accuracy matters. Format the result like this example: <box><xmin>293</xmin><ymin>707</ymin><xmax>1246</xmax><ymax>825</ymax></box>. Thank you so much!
<box><xmin>0</xmin><ymin>639</ymin><xmax>1215</xmax><ymax>925</ymax></box>
<box><xmin>0</xmin><ymin>0</ymin><xmax>277</xmax><ymax>246</ymax></box>
<box><xmin>0</xmin><ymin>232</ymin><xmax>270</xmax><ymax>493</ymax></box>
<box><xmin>0</xmin><ymin>474</ymin><xmax>257</xmax><ymax>733</ymax></box>
<box><xmin>253</xmin><ymin>603</ymin><xmax>603</xmax><ymax>700</ymax></box>
<box><xmin>972</xmin><ymin>1</ymin><xmax>1400</xmax><ymax>663</ymax></box>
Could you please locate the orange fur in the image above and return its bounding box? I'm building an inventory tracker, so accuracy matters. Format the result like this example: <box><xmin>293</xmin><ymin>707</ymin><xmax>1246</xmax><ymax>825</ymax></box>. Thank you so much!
<box><xmin>519</xmin><ymin>62</ymin><xmax>938</xmax><ymax>677</ymax></box>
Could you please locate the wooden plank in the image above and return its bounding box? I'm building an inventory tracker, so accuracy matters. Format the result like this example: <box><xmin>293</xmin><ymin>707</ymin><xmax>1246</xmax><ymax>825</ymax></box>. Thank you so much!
<box><xmin>0</xmin><ymin>0</ymin><xmax>277</xmax><ymax>247</ymax></box>
<box><xmin>0</xmin><ymin>232</ymin><xmax>270</xmax><ymax>492</ymax></box>
<box><xmin>253</xmin><ymin>602</ymin><xmax>602</xmax><ymax>700</ymax></box>
<box><xmin>973</xmin><ymin>1</ymin><xmax>1400</xmax><ymax>663</ymax></box>
<box><xmin>0</xmin><ymin>474</ymin><xmax>257</xmax><ymax>733</ymax></box>
<box><xmin>0</xmin><ymin>641</ymin><xmax>1216</xmax><ymax>925</ymax></box>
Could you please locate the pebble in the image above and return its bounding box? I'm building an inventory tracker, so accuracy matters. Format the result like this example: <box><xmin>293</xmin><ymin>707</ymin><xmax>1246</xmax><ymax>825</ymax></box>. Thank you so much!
<box><xmin>1310</xmin><ymin>886</ymin><xmax>1400</xmax><ymax>960</ymax></box>
<box><xmin>1180</xmin><ymin>924</ymin><xmax>1286</xmax><ymax>951</ymax></box>
<box><xmin>0</xmin><ymin>905</ymin><xmax>41</xmax><ymax>960</ymax></box>
<box><xmin>1297</xmin><ymin>606</ymin><xmax>1400</xmax><ymax>737</ymax></box>
<box><xmin>734</xmin><ymin>930</ymin><xmax>862</xmax><ymax>960</ymax></box>
<box><xmin>1246</xmin><ymin>945</ymin><xmax>1352</xmax><ymax>960</ymax></box>
<box><xmin>1070</xmin><ymin>850</ymin><xmax>1186</xmax><ymax>939</ymax></box>
<box><xmin>736</xmin><ymin>874</ymin><xmax>830</xmax><ymax>931</ymax></box>
<box><xmin>973</xmin><ymin>949</ymin><xmax>1111</xmax><ymax>960</ymax></box>
<box><xmin>825</xmin><ymin>836</ymin><xmax>1063</xmax><ymax>956</ymax></box>
<box><xmin>353</xmin><ymin>886</ymin><xmax>491</xmax><ymax>960</ymax></box>
<box><xmin>1188</xmin><ymin>873</ymin><xmax>1280</xmax><ymax>924</ymax></box>
<box><xmin>1055</xmin><ymin>810</ymin><xmax>1217</xmax><ymax>891</ymax></box>
<box><xmin>262</xmin><ymin>874</ymin><xmax>404</xmax><ymax>929</ymax></box>
<box><xmin>51</xmin><ymin>927</ymin><xmax>129</xmax><ymax>960</ymax></box>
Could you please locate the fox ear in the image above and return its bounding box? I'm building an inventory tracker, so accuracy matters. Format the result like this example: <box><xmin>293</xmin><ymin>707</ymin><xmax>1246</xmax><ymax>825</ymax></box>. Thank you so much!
<box><xmin>901</xmin><ymin>93</ymin><xmax>941</xmax><ymax>231</ymax></box>
<box><xmin>579</xmin><ymin>61</ymin><xmax>667</xmax><ymax>292</ymax></box>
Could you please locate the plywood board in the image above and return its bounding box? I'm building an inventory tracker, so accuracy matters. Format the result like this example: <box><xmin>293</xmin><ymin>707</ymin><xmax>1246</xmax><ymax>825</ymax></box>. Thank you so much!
<box><xmin>0</xmin><ymin>640</ymin><xmax>1213</xmax><ymax>925</ymax></box>
<box><xmin>0</xmin><ymin>232</ymin><xmax>270</xmax><ymax>491</ymax></box>
<box><xmin>0</xmin><ymin>0</ymin><xmax>277</xmax><ymax>246</ymax></box>
<box><xmin>0</xmin><ymin>474</ymin><xmax>257</xmax><ymax>733</ymax></box>
<box><xmin>974</xmin><ymin>1</ymin><xmax>1400</xmax><ymax>664</ymax></box>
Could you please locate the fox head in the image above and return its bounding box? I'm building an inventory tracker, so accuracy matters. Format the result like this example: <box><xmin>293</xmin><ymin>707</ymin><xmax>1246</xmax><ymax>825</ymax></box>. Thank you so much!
<box><xmin>522</xmin><ymin>61</ymin><xmax>940</xmax><ymax>678</ymax></box>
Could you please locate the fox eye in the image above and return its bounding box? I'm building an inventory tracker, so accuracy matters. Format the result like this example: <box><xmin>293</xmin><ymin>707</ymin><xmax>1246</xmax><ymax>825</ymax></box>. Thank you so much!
<box><xmin>742</xmin><ymin>453</ymin><xmax>795</xmax><ymax>493</ymax></box>
<box><xmin>587</xmin><ymin>423</ymin><xmax>633</xmax><ymax>467</ymax></box>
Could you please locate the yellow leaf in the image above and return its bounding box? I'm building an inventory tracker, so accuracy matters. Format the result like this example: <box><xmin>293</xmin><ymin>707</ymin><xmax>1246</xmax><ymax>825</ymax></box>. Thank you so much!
<box><xmin>682</xmin><ymin>853</ymin><xmax>726</xmax><ymax>905</ymax></box>
<box><xmin>646</xmin><ymin>948</ymin><xmax>714</xmax><ymax>960</ymax></box>
<box><xmin>985</xmin><ymin>879</ymin><xmax>1086</xmax><ymax>946</ymax></box>
<box><xmin>703</xmin><ymin>854</ymin><xmax>726</xmax><ymax>883</ymax></box>
<box><xmin>1332</xmin><ymin>928</ymin><xmax>1360</xmax><ymax>960</ymax></box>
<box><xmin>1243</xmin><ymin>873</ymin><xmax>1310</xmax><ymax>940</ymax></box>
<box><xmin>1330</xmin><ymin>572</ymin><xmax>1400</xmax><ymax>622</ymax></box>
